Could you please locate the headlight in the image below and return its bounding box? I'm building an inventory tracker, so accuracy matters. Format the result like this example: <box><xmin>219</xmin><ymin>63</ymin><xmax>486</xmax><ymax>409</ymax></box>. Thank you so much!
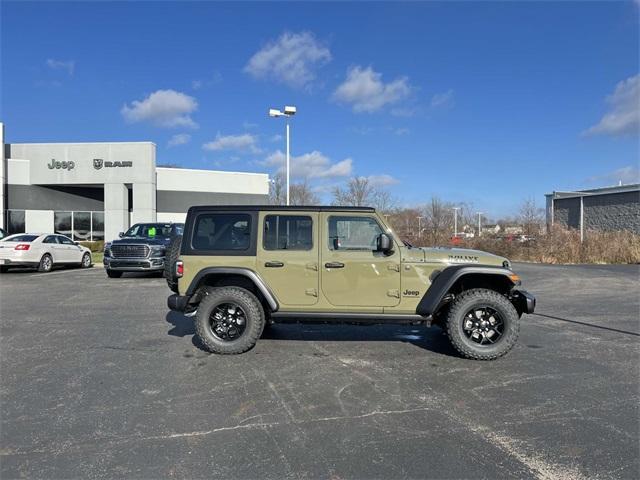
<box><xmin>104</xmin><ymin>242</ymin><xmax>112</xmax><ymax>256</ymax></box>
<box><xmin>149</xmin><ymin>246</ymin><xmax>166</xmax><ymax>258</ymax></box>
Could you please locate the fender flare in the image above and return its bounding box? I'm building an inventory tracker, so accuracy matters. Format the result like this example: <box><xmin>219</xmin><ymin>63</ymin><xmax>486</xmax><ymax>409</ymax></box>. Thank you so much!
<box><xmin>416</xmin><ymin>265</ymin><xmax>517</xmax><ymax>316</ymax></box>
<box><xmin>186</xmin><ymin>267</ymin><xmax>279</xmax><ymax>312</ymax></box>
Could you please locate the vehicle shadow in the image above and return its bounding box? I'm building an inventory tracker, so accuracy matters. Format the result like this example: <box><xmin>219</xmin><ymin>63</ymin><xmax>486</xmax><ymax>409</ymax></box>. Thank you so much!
<box><xmin>165</xmin><ymin>311</ymin><xmax>458</xmax><ymax>357</ymax></box>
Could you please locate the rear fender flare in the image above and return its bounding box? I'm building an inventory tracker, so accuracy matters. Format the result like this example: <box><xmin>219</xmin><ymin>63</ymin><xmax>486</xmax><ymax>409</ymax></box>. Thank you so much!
<box><xmin>186</xmin><ymin>267</ymin><xmax>279</xmax><ymax>312</ymax></box>
<box><xmin>416</xmin><ymin>265</ymin><xmax>516</xmax><ymax>316</ymax></box>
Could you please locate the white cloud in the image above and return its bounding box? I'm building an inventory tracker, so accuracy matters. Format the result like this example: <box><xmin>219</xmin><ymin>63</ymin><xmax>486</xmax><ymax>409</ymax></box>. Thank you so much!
<box><xmin>367</xmin><ymin>174</ymin><xmax>400</xmax><ymax>186</ymax></box>
<box><xmin>270</xmin><ymin>134</ymin><xmax>283</xmax><ymax>142</ymax></box>
<box><xmin>393</xmin><ymin>127</ymin><xmax>410</xmax><ymax>136</ymax></box>
<box><xmin>586</xmin><ymin>166</ymin><xmax>640</xmax><ymax>185</ymax></box>
<box><xmin>244</xmin><ymin>31</ymin><xmax>331</xmax><ymax>89</ymax></box>
<box><xmin>431</xmin><ymin>89</ymin><xmax>455</xmax><ymax>109</ymax></box>
<box><xmin>262</xmin><ymin>150</ymin><xmax>353</xmax><ymax>179</ymax></box>
<box><xmin>584</xmin><ymin>74</ymin><xmax>640</xmax><ymax>137</ymax></box>
<box><xmin>46</xmin><ymin>58</ymin><xmax>75</xmax><ymax>75</ymax></box>
<box><xmin>121</xmin><ymin>90</ymin><xmax>198</xmax><ymax>128</ymax></box>
<box><xmin>332</xmin><ymin>66</ymin><xmax>412</xmax><ymax>113</ymax></box>
<box><xmin>191</xmin><ymin>80</ymin><xmax>203</xmax><ymax>90</ymax></box>
<box><xmin>167</xmin><ymin>133</ymin><xmax>191</xmax><ymax>147</ymax></box>
<box><xmin>191</xmin><ymin>72</ymin><xmax>222</xmax><ymax>90</ymax></box>
<box><xmin>203</xmin><ymin>133</ymin><xmax>261</xmax><ymax>154</ymax></box>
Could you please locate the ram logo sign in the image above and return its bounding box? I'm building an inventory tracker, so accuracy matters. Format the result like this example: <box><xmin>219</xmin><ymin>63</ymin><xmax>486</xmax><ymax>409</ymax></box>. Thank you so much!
<box><xmin>93</xmin><ymin>158</ymin><xmax>133</xmax><ymax>169</ymax></box>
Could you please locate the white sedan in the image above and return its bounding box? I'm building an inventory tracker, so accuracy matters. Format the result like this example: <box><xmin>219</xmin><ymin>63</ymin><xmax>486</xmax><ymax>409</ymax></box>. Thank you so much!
<box><xmin>0</xmin><ymin>233</ymin><xmax>92</xmax><ymax>273</ymax></box>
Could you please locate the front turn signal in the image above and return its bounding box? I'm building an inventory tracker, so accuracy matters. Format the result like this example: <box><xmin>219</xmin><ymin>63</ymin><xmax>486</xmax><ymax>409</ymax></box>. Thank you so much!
<box><xmin>509</xmin><ymin>274</ymin><xmax>521</xmax><ymax>285</ymax></box>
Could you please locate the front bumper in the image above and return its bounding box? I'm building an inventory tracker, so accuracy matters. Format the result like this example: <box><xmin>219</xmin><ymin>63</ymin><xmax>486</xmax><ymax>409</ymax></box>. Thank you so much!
<box><xmin>104</xmin><ymin>257</ymin><xmax>165</xmax><ymax>271</ymax></box>
<box><xmin>511</xmin><ymin>289</ymin><xmax>536</xmax><ymax>315</ymax></box>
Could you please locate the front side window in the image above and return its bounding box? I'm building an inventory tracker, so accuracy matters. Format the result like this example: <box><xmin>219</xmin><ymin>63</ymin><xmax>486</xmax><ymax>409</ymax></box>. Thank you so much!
<box><xmin>328</xmin><ymin>216</ymin><xmax>383</xmax><ymax>251</ymax></box>
<box><xmin>264</xmin><ymin>215</ymin><xmax>313</xmax><ymax>250</ymax></box>
<box><xmin>193</xmin><ymin>214</ymin><xmax>251</xmax><ymax>251</ymax></box>
<box><xmin>57</xmin><ymin>235</ymin><xmax>75</xmax><ymax>245</ymax></box>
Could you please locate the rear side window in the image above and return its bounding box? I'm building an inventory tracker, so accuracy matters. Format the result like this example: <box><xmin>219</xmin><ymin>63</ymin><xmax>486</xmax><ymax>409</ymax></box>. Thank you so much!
<box><xmin>192</xmin><ymin>214</ymin><xmax>252</xmax><ymax>251</ymax></box>
<box><xmin>264</xmin><ymin>215</ymin><xmax>313</xmax><ymax>250</ymax></box>
<box><xmin>3</xmin><ymin>234</ymin><xmax>39</xmax><ymax>243</ymax></box>
<box><xmin>43</xmin><ymin>236</ymin><xmax>59</xmax><ymax>244</ymax></box>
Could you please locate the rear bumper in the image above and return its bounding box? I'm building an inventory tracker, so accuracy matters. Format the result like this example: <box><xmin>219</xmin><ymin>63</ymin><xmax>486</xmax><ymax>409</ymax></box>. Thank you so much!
<box><xmin>512</xmin><ymin>289</ymin><xmax>536</xmax><ymax>315</ymax></box>
<box><xmin>104</xmin><ymin>257</ymin><xmax>164</xmax><ymax>271</ymax></box>
<box><xmin>0</xmin><ymin>258</ymin><xmax>39</xmax><ymax>267</ymax></box>
<box><xmin>168</xmin><ymin>294</ymin><xmax>190</xmax><ymax>312</ymax></box>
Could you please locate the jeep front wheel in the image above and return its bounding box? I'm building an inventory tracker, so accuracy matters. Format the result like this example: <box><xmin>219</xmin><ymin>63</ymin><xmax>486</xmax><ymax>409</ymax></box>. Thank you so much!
<box><xmin>445</xmin><ymin>288</ymin><xmax>520</xmax><ymax>360</ymax></box>
<box><xmin>195</xmin><ymin>287</ymin><xmax>264</xmax><ymax>354</ymax></box>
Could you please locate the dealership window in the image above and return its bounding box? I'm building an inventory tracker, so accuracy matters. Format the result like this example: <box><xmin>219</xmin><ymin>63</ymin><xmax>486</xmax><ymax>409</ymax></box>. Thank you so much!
<box><xmin>193</xmin><ymin>213</ymin><xmax>251</xmax><ymax>251</ymax></box>
<box><xmin>264</xmin><ymin>215</ymin><xmax>313</xmax><ymax>250</ymax></box>
<box><xmin>7</xmin><ymin>210</ymin><xmax>26</xmax><ymax>235</ymax></box>
<box><xmin>54</xmin><ymin>211</ymin><xmax>104</xmax><ymax>241</ymax></box>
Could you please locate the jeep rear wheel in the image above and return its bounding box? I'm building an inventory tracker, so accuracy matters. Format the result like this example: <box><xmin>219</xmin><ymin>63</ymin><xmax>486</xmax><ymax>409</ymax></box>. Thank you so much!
<box><xmin>445</xmin><ymin>288</ymin><xmax>520</xmax><ymax>360</ymax></box>
<box><xmin>164</xmin><ymin>235</ymin><xmax>182</xmax><ymax>293</ymax></box>
<box><xmin>195</xmin><ymin>287</ymin><xmax>264</xmax><ymax>354</ymax></box>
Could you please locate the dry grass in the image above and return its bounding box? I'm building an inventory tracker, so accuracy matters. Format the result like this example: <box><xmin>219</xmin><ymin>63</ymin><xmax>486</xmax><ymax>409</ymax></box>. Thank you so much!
<box><xmin>457</xmin><ymin>226</ymin><xmax>640</xmax><ymax>264</ymax></box>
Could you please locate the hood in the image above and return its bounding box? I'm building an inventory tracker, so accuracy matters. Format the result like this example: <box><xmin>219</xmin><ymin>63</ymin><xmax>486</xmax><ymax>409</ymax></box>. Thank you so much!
<box><xmin>400</xmin><ymin>245</ymin><xmax>508</xmax><ymax>267</ymax></box>
<box><xmin>110</xmin><ymin>237</ymin><xmax>169</xmax><ymax>247</ymax></box>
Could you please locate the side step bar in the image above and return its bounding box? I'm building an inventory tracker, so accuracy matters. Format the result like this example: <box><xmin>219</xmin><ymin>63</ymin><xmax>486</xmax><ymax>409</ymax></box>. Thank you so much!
<box><xmin>270</xmin><ymin>311</ymin><xmax>428</xmax><ymax>324</ymax></box>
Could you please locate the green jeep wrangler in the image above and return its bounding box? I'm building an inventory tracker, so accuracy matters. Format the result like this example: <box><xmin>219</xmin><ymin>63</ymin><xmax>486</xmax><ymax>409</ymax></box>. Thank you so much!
<box><xmin>166</xmin><ymin>206</ymin><xmax>535</xmax><ymax>359</ymax></box>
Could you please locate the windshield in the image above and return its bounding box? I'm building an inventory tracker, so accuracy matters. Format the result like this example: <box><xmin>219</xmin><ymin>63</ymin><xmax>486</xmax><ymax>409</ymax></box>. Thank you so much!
<box><xmin>2</xmin><ymin>234</ymin><xmax>39</xmax><ymax>242</ymax></box>
<box><xmin>124</xmin><ymin>224</ymin><xmax>174</xmax><ymax>239</ymax></box>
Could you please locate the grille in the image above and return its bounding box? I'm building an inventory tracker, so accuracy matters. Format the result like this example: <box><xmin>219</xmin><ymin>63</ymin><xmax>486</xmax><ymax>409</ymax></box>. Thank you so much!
<box><xmin>110</xmin><ymin>244</ymin><xmax>149</xmax><ymax>259</ymax></box>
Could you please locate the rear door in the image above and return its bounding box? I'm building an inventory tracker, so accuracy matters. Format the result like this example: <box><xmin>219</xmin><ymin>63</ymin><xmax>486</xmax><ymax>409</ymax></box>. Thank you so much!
<box><xmin>320</xmin><ymin>213</ymin><xmax>401</xmax><ymax>308</ymax></box>
<box><xmin>42</xmin><ymin>235</ymin><xmax>65</xmax><ymax>262</ymax></box>
<box><xmin>257</xmin><ymin>212</ymin><xmax>319</xmax><ymax>306</ymax></box>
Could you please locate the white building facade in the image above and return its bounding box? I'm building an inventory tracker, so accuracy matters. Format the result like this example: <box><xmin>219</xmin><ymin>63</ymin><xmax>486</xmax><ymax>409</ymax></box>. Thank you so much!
<box><xmin>0</xmin><ymin>124</ymin><xmax>270</xmax><ymax>241</ymax></box>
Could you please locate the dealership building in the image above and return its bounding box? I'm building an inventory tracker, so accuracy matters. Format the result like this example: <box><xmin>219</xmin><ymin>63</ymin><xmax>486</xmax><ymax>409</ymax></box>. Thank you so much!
<box><xmin>0</xmin><ymin>123</ymin><xmax>270</xmax><ymax>241</ymax></box>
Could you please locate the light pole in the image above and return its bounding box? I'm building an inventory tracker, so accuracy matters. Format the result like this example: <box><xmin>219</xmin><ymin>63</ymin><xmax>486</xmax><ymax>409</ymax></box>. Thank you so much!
<box><xmin>453</xmin><ymin>207</ymin><xmax>460</xmax><ymax>236</ymax></box>
<box><xmin>476</xmin><ymin>212</ymin><xmax>483</xmax><ymax>237</ymax></box>
<box><xmin>268</xmin><ymin>105</ymin><xmax>297</xmax><ymax>205</ymax></box>
<box><xmin>417</xmin><ymin>216</ymin><xmax>423</xmax><ymax>241</ymax></box>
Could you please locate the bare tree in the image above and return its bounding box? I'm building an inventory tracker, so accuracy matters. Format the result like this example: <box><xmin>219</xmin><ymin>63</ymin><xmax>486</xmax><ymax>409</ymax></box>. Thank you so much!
<box><xmin>269</xmin><ymin>173</ymin><xmax>286</xmax><ymax>205</ymax></box>
<box><xmin>290</xmin><ymin>178</ymin><xmax>320</xmax><ymax>206</ymax></box>
<box><xmin>332</xmin><ymin>176</ymin><xmax>396</xmax><ymax>211</ymax></box>
<box><xmin>518</xmin><ymin>197</ymin><xmax>544</xmax><ymax>236</ymax></box>
<box><xmin>420</xmin><ymin>196</ymin><xmax>455</xmax><ymax>246</ymax></box>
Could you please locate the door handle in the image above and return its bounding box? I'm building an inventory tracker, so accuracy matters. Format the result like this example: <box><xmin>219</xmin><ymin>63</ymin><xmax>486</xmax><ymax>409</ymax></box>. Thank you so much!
<box><xmin>264</xmin><ymin>261</ymin><xmax>284</xmax><ymax>268</ymax></box>
<box><xmin>324</xmin><ymin>262</ymin><xmax>345</xmax><ymax>269</ymax></box>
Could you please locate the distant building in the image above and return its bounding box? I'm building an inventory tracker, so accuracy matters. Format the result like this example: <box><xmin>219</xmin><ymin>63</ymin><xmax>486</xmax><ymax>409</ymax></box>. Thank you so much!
<box><xmin>503</xmin><ymin>225</ymin><xmax>524</xmax><ymax>235</ymax></box>
<box><xmin>481</xmin><ymin>224</ymin><xmax>501</xmax><ymax>236</ymax></box>
<box><xmin>545</xmin><ymin>184</ymin><xmax>640</xmax><ymax>235</ymax></box>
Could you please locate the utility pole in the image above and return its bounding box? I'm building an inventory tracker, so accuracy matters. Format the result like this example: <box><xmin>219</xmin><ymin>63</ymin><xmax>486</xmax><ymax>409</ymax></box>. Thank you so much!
<box><xmin>417</xmin><ymin>216</ymin><xmax>423</xmax><ymax>240</ymax></box>
<box><xmin>453</xmin><ymin>207</ymin><xmax>460</xmax><ymax>236</ymax></box>
<box><xmin>477</xmin><ymin>212</ymin><xmax>483</xmax><ymax>237</ymax></box>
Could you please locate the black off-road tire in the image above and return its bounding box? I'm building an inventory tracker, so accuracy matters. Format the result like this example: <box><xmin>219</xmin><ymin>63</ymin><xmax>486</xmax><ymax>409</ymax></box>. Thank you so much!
<box><xmin>195</xmin><ymin>287</ymin><xmax>264</xmax><ymax>354</ymax></box>
<box><xmin>106</xmin><ymin>269</ymin><xmax>123</xmax><ymax>278</ymax></box>
<box><xmin>164</xmin><ymin>235</ymin><xmax>182</xmax><ymax>293</ymax></box>
<box><xmin>446</xmin><ymin>288</ymin><xmax>520</xmax><ymax>360</ymax></box>
<box><xmin>38</xmin><ymin>254</ymin><xmax>53</xmax><ymax>272</ymax></box>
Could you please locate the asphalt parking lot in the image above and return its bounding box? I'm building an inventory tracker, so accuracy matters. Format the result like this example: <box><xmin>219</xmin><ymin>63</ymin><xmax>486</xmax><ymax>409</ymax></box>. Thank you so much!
<box><xmin>1</xmin><ymin>263</ymin><xmax>638</xmax><ymax>479</ymax></box>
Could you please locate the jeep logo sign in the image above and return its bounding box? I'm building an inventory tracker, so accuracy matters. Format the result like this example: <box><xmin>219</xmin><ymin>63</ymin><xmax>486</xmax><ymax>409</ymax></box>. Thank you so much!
<box><xmin>93</xmin><ymin>158</ymin><xmax>133</xmax><ymax>170</ymax></box>
<box><xmin>47</xmin><ymin>159</ymin><xmax>75</xmax><ymax>171</ymax></box>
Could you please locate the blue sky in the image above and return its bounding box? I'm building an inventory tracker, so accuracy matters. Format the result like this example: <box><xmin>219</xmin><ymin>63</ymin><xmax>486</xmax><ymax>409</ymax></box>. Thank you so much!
<box><xmin>2</xmin><ymin>1</ymin><xmax>639</xmax><ymax>217</ymax></box>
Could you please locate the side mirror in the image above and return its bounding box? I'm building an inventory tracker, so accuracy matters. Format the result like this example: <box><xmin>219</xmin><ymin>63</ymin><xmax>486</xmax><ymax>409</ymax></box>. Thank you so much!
<box><xmin>332</xmin><ymin>237</ymin><xmax>340</xmax><ymax>250</ymax></box>
<box><xmin>74</xmin><ymin>242</ymin><xmax>80</xmax><ymax>246</ymax></box>
<box><xmin>376</xmin><ymin>233</ymin><xmax>393</xmax><ymax>254</ymax></box>
<box><xmin>118</xmin><ymin>232</ymin><xmax>124</xmax><ymax>238</ymax></box>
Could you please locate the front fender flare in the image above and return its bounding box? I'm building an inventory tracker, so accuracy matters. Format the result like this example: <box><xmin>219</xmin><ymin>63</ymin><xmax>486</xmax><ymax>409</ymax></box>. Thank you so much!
<box><xmin>186</xmin><ymin>267</ymin><xmax>279</xmax><ymax>312</ymax></box>
<box><xmin>416</xmin><ymin>265</ymin><xmax>517</xmax><ymax>316</ymax></box>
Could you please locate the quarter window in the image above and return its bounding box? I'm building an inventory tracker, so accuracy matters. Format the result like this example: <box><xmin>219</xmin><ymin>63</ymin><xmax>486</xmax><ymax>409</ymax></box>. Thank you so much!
<box><xmin>193</xmin><ymin>213</ymin><xmax>252</xmax><ymax>251</ymax></box>
<box><xmin>328</xmin><ymin>216</ymin><xmax>383</xmax><ymax>251</ymax></box>
<box><xmin>264</xmin><ymin>215</ymin><xmax>313</xmax><ymax>250</ymax></box>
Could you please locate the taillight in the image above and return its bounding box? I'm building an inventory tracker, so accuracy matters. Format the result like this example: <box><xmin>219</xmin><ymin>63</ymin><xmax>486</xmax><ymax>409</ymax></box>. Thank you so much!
<box><xmin>15</xmin><ymin>244</ymin><xmax>30</xmax><ymax>251</ymax></box>
<box><xmin>176</xmin><ymin>261</ymin><xmax>184</xmax><ymax>278</ymax></box>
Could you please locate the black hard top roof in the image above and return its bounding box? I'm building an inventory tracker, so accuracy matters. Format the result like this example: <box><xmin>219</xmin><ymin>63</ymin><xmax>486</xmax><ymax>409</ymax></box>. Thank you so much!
<box><xmin>186</xmin><ymin>205</ymin><xmax>376</xmax><ymax>213</ymax></box>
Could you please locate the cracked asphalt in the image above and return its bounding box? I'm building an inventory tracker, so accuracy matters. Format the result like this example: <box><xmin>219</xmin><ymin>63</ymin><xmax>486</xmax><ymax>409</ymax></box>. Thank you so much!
<box><xmin>1</xmin><ymin>263</ymin><xmax>638</xmax><ymax>479</ymax></box>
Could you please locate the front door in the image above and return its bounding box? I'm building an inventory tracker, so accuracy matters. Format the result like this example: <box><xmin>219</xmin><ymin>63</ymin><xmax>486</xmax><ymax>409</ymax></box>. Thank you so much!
<box><xmin>57</xmin><ymin>235</ymin><xmax>82</xmax><ymax>262</ymax></box>
<box><xmin>257</xmin><ymin>212</ymin><xmax>319</xmax><ymax>307</ymax></box>
<box><xmin>320</xmin><ymin>213</ymin><xmax>401</xmax><ymax>308</ymax></box>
